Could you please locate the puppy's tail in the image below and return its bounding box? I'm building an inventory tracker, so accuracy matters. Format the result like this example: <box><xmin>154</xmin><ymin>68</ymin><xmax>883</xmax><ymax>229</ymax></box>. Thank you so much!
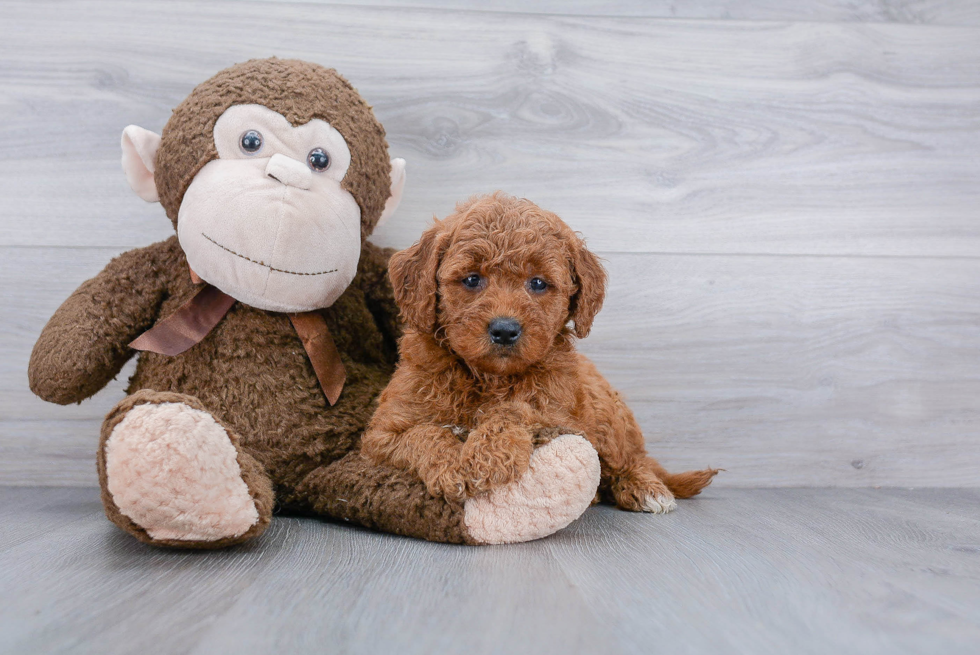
<box><xmin>653</xmin><ymin>462</ymin><xmax>722</xmax><ymax>499</ymax></box>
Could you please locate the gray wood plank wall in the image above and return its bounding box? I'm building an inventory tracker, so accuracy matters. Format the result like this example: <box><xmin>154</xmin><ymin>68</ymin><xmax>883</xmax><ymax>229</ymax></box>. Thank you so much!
<box><xmin>1</xmin><ymin>0</ymin><xmax>978</xmax><ymax>487</ymax></box>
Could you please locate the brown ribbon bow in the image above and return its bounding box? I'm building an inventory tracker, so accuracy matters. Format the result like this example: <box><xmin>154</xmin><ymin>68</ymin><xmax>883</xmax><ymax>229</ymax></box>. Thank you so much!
<box><xmin>129</xmin><ymin>283</ymin><xmax>346</xmax><ymax>406</ymax></box>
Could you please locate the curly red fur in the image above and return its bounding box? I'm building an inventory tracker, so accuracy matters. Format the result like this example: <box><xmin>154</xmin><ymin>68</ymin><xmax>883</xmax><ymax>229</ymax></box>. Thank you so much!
<box><xmin>364</xmin><ymin>193</ymin><xmax>718</xmax><ymax>508</ymax></box>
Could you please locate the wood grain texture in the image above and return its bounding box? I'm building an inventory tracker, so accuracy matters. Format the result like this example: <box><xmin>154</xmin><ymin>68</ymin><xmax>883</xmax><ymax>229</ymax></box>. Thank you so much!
<box><xmin>1</xmin><ymin>486</ymin><xmax>978</xmax><ymax>654</ymax></box>
<box><xmin>1</xmin><ymin>2</ymin><xmax>979</xmax><ymax>256</ymax></box>
<box><xmin>6</xmin><ymin>247</ymin><xmax>979</xmax><ymax>487</ymax></box>
<box><xmin>584</xmin><ymin>253</ymin><xmax>980</xmax><ymax>487</ymax></box>
<box><xmin>2</xmin><ymin>1</ymin><xmax>979</xmax><ymax>488</ymax></box>
<box><xmin>261</xmin><ymin>0</ymin><xmax>980</xmax><ymax>25</ymax></box>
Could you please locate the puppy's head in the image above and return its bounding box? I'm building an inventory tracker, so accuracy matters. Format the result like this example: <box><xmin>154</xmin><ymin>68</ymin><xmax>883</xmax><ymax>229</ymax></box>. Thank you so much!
<box><xmin>389</xmin><ymin>193</ymin><xmax>606</xmax><ymax>375</ymax></box>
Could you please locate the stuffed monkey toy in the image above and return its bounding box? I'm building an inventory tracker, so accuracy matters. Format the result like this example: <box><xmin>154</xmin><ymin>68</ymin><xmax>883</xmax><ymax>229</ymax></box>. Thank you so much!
<box><xmin>28</xmin><ymin>58</ymin><xmax>600</xmax><ymax>548</ymax></box>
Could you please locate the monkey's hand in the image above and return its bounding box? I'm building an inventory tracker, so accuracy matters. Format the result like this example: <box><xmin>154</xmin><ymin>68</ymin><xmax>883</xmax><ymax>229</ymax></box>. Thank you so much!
<box><xmin>28</xmin><ymin>239</ymin><xmax>173</xmax><ymax>405</ymax></box>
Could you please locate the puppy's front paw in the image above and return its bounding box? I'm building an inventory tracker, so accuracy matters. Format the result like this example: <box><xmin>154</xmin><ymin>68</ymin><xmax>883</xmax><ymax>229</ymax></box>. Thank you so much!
<box><xmin>460</xmin><ymin>427</ymin><xmax>533</xmax><ymax>497</ymax></box>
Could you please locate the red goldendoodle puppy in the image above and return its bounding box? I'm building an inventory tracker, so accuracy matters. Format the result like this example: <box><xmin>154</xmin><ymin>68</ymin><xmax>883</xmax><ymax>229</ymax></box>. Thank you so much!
<box><xmin>362</xmin><ymin>193</ymin><xmax>717</xmax><ymax>513</ymax></box>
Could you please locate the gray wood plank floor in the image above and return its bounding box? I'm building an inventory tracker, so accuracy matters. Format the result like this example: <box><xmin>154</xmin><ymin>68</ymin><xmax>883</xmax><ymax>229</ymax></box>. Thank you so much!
<box><xmin>1</xmin><ymin>486</ymin><xmax>978</xmax><ymax>655</ymax></box>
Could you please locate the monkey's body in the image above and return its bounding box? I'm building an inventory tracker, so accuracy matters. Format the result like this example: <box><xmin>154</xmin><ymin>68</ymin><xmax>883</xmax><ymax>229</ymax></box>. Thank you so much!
<box><xmin>124</xmin><ymin>237</ymin><xmax>394</xmax><ymax>495</ymax></box>
<box><xmin>28</xmin><ymin>59</ymin><xmax>601</xmax><ymax>548</ymax></box>
<box><xmin>32</xmin><ymin>236</ymin><xmax>472</xmax><ymax>545</ymax></box>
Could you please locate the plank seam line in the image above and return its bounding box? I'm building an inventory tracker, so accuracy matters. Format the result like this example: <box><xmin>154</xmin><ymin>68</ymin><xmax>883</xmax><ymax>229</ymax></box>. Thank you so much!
<box><xmin>272</xmin><ymin>1</ymin><xmax>980</xmax><ymax>29</ymax></box>
<box><xmin>3</xmin><ymin>245</ymin><xmax>980</xmax><ymax>262</ymax></box>
<box><xmin>594</xmin><ymin>251</ymin><xmax>980</xmax><ymax>261</ymax></box>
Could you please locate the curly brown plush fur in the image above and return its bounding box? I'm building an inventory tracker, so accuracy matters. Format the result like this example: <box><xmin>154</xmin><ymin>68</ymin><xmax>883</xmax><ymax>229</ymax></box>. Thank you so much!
<box><xmin>363</xmin><ymin>193</ymin><xmax>718</xmax><ymax>509</ymax></box>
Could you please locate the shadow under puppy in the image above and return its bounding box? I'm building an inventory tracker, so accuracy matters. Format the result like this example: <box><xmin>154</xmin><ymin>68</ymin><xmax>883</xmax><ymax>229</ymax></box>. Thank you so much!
<box><xmin>363</xmin><ymin>193</ymin><xmax>718</xmax><ymax>535</ymax></box>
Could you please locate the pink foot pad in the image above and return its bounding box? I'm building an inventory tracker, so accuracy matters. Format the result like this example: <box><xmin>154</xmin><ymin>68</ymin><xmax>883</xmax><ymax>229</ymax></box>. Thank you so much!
<box><xmin>464</xmin><ymin>434</ymin><xmax>601</xmax><ymax>544</ymax></box>
<box><xmin>104</xmin><ymin>402</ymin><xmax>259</xmax><ymax>541</ymax></box>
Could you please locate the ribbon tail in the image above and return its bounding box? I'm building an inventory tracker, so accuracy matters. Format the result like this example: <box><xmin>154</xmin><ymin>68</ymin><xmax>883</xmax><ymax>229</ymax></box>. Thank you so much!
<box><xmin>289</xmin><ymin>312</ymin><xmax>347</xmax><ymax>406</ymax></box>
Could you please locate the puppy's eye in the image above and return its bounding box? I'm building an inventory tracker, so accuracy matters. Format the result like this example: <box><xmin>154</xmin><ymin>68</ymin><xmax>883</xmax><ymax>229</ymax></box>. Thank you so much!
<box><xmin>240</xmin><ymin>130</ymin><xmax>263</xmax><ymax>154</ymax></box>
<box><xmin>308</xmin><ymin>147</ymin><xmax>330</xmax><ymax>171</ymax></box>
<box><xmin>462</xmin><ymin>274</ymin><xmax>482</xmax><ymax>289</ymax></box>
<box><xmin>528</xmin><ymin>277</ymin><xmax>548</xmax><ymax>293</ymax></box>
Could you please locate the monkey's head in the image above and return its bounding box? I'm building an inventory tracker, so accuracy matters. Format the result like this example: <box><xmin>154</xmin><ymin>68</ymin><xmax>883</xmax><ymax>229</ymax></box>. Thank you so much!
<box><xmin>120</xmin><ymin>58</ymin><xmax>406</xmax><ymax>313</ymax></box>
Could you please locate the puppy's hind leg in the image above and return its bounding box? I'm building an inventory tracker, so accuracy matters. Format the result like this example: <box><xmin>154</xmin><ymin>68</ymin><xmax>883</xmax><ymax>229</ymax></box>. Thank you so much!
<box><xmin>586</xmin><ymin>374</ymin><xmax>719</xmax><ymax>511</ymax></box>
<box><xmin>609</xmin><ymin>457</ymin><xmax>719</xmax><ymax>513</ymax></box>
<box><xmin>608</xmin><ymin>458</ymin><xmax>678</xmax><ymax>514</ymax></box>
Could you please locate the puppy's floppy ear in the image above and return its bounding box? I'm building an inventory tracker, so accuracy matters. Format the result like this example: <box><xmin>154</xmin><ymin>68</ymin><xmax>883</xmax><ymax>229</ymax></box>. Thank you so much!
<box><xmin>568</xmin><ymin>236</ymin><xmax>606</xmax><ymax>338</ymax></box>
<box><xmin>389</xmin><ymin>223</ymin><xmax>447</xmax><ymax>334</ymax></box>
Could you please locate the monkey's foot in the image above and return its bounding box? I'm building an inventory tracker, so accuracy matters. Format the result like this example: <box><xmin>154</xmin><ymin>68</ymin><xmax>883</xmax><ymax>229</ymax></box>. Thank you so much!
<box><xmin>99</xmin><ymin>390</ymin><xmax>273</xmax><ymax>548</ymax></box>
<box><xmin>463</xmin><ymin>434</ymin><xmax>600</xmax><ymax>545</ymax></box>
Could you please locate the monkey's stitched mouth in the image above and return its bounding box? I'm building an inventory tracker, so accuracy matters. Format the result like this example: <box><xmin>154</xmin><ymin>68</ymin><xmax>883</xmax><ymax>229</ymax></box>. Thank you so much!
<box><xmin>201</xmin><ymin>233</ymin><xmax>338</xmax><ymax>276</ymax></box>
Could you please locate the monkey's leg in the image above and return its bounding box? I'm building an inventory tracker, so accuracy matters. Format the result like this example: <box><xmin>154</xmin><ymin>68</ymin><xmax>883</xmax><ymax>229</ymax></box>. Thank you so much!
<box><xmin>98</xmin><ymin>390</ymin><xmax>274</xmax><ymax>548</ymax></box>
<box><xmin>291</xmin><ymin>434</ymin><xmax>601</xmax><ymax>545</ymax></box>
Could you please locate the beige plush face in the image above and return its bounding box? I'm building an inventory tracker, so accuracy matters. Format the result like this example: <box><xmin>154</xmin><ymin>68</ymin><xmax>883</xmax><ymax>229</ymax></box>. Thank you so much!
<box><xmin>174</xmin><ymin>104</ymin><xmax>362</xmax><ymax>312</ymax></box>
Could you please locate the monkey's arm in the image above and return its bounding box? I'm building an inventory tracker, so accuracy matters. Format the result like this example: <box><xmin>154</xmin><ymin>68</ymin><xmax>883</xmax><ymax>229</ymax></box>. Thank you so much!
<box><xmin>28</xmin><ymin>239</ymin><xmax>176</xmax><ymax>405</ymax></box>
<box><xmin>358</xmin><ymin>241</ymin><xmax>402</xmax><ymax>363</ymax></box>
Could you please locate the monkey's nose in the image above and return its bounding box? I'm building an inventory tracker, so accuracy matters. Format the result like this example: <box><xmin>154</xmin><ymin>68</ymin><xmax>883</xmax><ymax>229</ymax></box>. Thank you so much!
<box><xmin>265</xmin><ymin>153</ymin><xmax>312</xmax><ymax>190</ymax></box>
<box><xmin>488</xmin><ymin>317</ymin><xmax>522</xmax><ymax>346</ymax></box>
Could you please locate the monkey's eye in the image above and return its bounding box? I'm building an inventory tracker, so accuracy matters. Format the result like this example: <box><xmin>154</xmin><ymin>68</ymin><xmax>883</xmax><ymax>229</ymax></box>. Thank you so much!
<box><xmin>239</xmin><ymin>130</ymin><xmax>263</xmax><ymax>154</ymax></box>
<box><xmin>462</xmin><ymin>274</ymin><xmax>482</xmax><ymax>289</ymax></box>
<box><xmin>308</xmin><ymin>148</ymin><xmax>330</xmax><ymax>171</ymax></box>
<box><xmin>528</xmin><ymin>277</ymin><xmax>548</xmax><ymax>293</ymax></box>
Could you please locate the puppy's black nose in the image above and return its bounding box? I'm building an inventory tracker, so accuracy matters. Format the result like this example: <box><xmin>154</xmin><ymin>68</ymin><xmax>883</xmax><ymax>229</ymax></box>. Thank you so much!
<box><xmin>488</xmin><ymin>317</ymin><xmax>522</xmax><ymax>346</ymax></box>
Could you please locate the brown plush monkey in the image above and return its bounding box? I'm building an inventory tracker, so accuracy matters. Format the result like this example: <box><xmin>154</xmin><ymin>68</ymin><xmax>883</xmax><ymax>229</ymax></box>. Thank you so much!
<box><xmin>28</xmin><ymin>58</ymin><xmax>598</xmax><ymax>548</ymax></box>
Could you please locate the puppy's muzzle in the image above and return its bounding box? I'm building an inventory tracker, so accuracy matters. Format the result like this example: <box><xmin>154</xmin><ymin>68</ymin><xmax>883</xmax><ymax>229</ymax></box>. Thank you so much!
<box><xmin>488</xmin><ymin>317</ymin><xmax>522</xmax><ymax>346</ymax></box>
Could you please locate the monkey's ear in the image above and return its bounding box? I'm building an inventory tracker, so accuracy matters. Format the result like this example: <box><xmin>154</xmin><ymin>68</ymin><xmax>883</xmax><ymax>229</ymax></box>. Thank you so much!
<box><xmin>568</xmin><ymin>237</ymin><xmax>607</xmax><ymax>339</ymax></box>
<box><xmin>376</xmin><ymin>158</ymin><xmax>406</xmax><ymax>227</ymax></box>
<box><xmin>388</xmin><ymin>222</ymin><xmax>446</xmax><ymax>334</ymax></box>
<box><xmin>121</xmin><ymin>125</ymin><xmax>162</xmax><ymax>203</ymax></box>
